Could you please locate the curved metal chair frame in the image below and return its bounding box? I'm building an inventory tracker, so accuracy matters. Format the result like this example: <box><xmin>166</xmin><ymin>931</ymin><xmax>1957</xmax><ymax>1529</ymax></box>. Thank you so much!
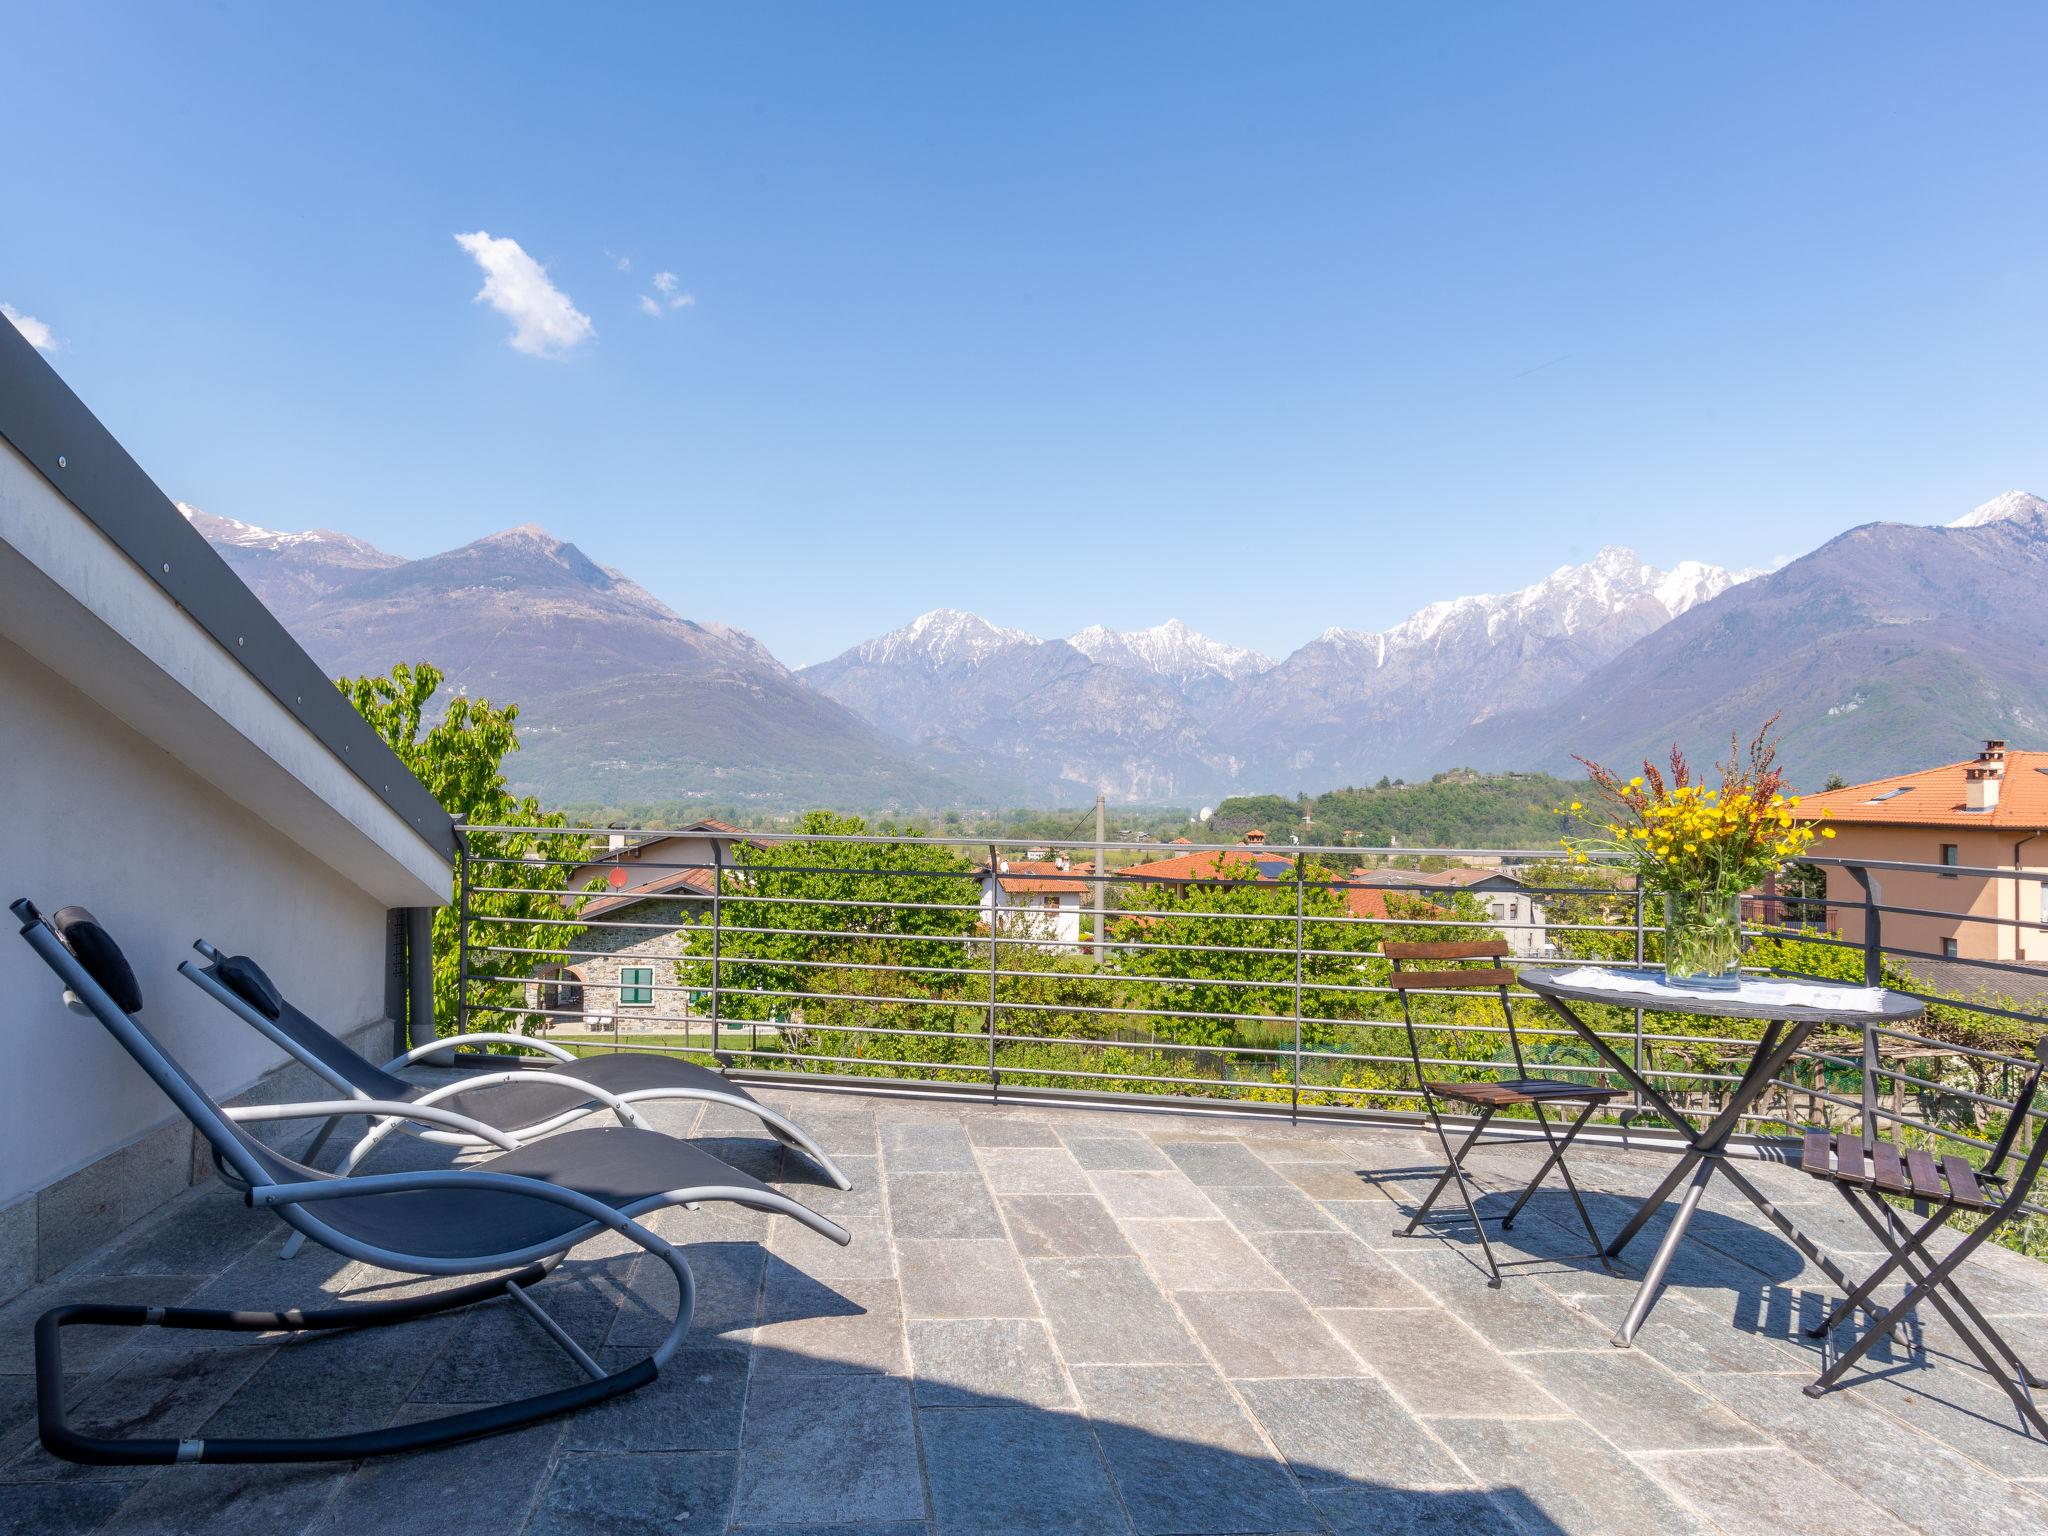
<box><xmin>180</xmin><ymin>940</ymin><xmax>850</xmax><ymax>1264</ymax></box>
<box><xmin>1388</xmin><ymin>939</ymin><xmax>1621</xmax><ymax>1286</ymax></box>
<box><xmin>14</xmin><ymin>899</ymin><xmax>850</xmax><ymax>1465</ymax></box>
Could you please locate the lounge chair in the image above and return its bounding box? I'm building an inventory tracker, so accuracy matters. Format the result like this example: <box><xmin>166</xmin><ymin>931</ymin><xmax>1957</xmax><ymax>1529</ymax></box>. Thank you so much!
<box><xmin>178</xmin><ymin>939</ymin><xmax>851</xmax><ymax>1244</ymax></box>
<box><xmin>13</xmin><ymin>899</ymin><xmax>851</xmax><ymax>1464</ymax></box>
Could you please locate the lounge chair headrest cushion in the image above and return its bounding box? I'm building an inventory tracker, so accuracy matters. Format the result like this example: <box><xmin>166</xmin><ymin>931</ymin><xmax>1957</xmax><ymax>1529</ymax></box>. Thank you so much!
<box><xmin>52</xmin><ymin>906</ymin><xmax>143</xmax><ymax>1013</ymax></box>
<box><xmin>216</xmin><ymin>954</ymin><xmax>284</xmax><ymax>1019</ymax></box>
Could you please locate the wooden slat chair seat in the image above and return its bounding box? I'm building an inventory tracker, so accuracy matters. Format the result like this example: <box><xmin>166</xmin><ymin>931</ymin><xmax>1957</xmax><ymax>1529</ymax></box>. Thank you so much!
<box><xmin>1799</xmin><ymin>1132</ymin><xmax>1997</xmax><ymax>1213</ymax></box>
<box><xmin>1386</xmin><ymin>939</ymin><xmax>1618</xmax><ymax>1286</ymax></box>
<box><xmin>1799</xmin><ymin>1038</ymin><xmax>2048</xmax><ymax>1437</ymax></box>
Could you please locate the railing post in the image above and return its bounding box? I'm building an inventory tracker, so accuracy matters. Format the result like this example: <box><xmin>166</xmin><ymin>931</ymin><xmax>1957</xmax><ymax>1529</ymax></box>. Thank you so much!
<box><xmin>1846</xmin><ymin>864</ymin><xmax>1883</xmax><ymax>987</ymax></box>
<box><xmin>1292</xmin><ymin>857</ymin><xmax>1306</xmax><ymax>1124</ymax></box>
<box><xmin>710</xmin><ymin>839</ymin><xmax>725</xmax><ymax>1063</ymax></box>
<box><xmin>453</xmin><ymin>815</ymin><xmax>472</xmax><ymax>1044</ymax></box>
<box><xmin>1631</xmin><ymin>882</ymin><xmax>1646</xmax><ymax>1112</ymax></box>
<box><xmin>987</xmin><ymin>842</ymin><xmax>1001</xmax><ymax>1102</ymax></box>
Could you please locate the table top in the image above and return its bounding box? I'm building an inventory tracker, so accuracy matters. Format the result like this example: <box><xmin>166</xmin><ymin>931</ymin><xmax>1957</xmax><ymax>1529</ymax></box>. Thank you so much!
<box><xmin>1520</xmin><ymin>966</ymin><xmax>1926</xmax><ymax>1025</ymax></box>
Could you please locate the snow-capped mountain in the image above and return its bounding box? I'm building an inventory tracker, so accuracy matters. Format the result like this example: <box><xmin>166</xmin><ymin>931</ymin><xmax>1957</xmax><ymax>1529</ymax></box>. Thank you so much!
<box><xmin>847</xmin><ymin>609</ymin><xmax>1040</xmax><ymax>670</ymax></box>
<box><xmin>1067</xmin><ymin>619</ymin><xmax>1275</xmax><ymax>691</ymax></box>
<box><xmin>179</xmin><ymin>501</ymin><xmax>403</xmax><ymax>608</ymax></box>
<box><xmin>1947</xmin><ymin>489</ymin><xmax>2046</xmax><ymax>530</ymax></box>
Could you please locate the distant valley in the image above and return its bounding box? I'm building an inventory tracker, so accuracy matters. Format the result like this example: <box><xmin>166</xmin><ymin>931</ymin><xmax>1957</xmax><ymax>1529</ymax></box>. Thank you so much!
<box><xmin>185</xmin><ymin>491</ymin><xmax>2048</xmax><ymax>808</ymax></box>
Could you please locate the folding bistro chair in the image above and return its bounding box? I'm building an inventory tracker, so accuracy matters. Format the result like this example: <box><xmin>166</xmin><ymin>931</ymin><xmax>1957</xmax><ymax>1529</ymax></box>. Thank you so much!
<box><xmin>1388</xmin><ymin>940</ymin><xmax>1623</xmax><ymax>1285</ymax></box>
<box><xmin>1799</xmin><ymin>1034</ymin><xmax>2048</xmax><ymax>1435</ymax></box>
<box><xmin>177</xmin><ymin>938</ymin><xmax>850</xmax><ymax>1261</ymax></box>
<box><xmin>13</xmin><ymin>899</ymin><xmax>852</xmax><ymax>1464</ymax></box>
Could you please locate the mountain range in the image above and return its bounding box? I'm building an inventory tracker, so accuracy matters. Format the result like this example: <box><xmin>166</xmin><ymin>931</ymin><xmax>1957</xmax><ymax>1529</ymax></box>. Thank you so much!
<box><xmin>183</xmin><ymin>491</ymin><xmax>2048</xmax><ymax>807</ymax></box>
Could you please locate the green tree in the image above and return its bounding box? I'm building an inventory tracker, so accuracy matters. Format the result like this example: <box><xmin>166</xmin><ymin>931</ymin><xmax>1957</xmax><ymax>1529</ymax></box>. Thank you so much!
<box><xmin>339</xmin><ymin>661</ymin><xmax>591</xmax><ymax>1039</ymax></box>
<box><xmin>681</xmin><ymin>812</ymin><xmax>982</xmax><ymax>1049</ymax></box>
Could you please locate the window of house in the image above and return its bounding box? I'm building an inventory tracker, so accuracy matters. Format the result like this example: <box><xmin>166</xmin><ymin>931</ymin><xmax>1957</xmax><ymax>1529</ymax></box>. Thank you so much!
<box><xmin>1942</xmin><ymin>937</ymin><xmax>1959</xmax><ymax>959</ymax></box>
<box><xmin>1940</xmin><ymin>844</ymin><xmax>1959</xmax><ymax>878</ymax></box>
<box><xmin>619</xmin><ymin>965</ymin><xmax>654</xmax><ymax>1007</ymax></box>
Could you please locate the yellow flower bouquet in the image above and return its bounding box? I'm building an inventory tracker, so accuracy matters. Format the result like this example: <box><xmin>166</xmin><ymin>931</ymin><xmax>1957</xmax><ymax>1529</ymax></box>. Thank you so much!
<box><xmin>1559</xmin><ymin>720</ymin><xmax>1834</xmax><ymax>988</ymax></box>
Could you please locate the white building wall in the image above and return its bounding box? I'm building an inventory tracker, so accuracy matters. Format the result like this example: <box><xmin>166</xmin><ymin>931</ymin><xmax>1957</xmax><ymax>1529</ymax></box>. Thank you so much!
<box><xmin>0</xmin><ymin>637</ymin><xmax>391</xmax><ymax>1208</ymax></box>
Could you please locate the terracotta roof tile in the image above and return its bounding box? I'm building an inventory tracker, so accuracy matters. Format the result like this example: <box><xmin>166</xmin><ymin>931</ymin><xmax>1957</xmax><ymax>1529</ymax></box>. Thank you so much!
<box><xmin>1799</xmin><ymin>750</ymin><xmax>2048</xmax><ymax>830</ymax></box>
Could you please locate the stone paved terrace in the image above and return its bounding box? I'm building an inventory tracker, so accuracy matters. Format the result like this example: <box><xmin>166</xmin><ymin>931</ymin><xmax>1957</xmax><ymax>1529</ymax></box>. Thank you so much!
<box><xmin>4</xmin><ymin>1086</ymin><xmax>2047</xmax><ymax>1536</ymax></box>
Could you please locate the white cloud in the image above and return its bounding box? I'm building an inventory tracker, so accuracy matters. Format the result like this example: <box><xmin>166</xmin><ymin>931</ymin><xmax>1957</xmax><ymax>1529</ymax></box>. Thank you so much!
<box><xmin>637</xmin><ymin>294</ymin><xmax>662</xmax><ymax>317</ymax></box>
<box><xmin>637</xmin><ymin>270</ymin><xmax>697</xmax><ymax>316</ymax></box>
<box><xmin>652</xmin><ymin>270</ymin><xmax>679</xmax><ymax>294</ymax></box>
<box><xmin>3</xmin><ymin>304</ymin><xmax>58</xmax><ymax>352</ymax></box>
<box><xmin>617</xmin><ymin>255</ymin><xmax>632</xmax><ymax>272</ymax></box>
<box><xmin>452</xmin><ymin>231</ymin><xmax>594</xmax><ymax>357</ymax></box>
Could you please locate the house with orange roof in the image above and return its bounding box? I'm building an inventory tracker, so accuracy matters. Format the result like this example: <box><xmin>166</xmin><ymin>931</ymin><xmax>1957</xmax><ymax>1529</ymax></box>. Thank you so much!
<box><xmin>1371</xmin><ymin>866</ymin><xmax>1556</xmax><ymax>957</ymax></box>
<box><xmin>978</xmin><ymin>857</ymin><xmax>1093</xmax><ymax>949</ymax></box>
<box><xmin>1116</xmin><ymin>830</ymin><xmax>1399</xmax><ymax>926</ymax></box>
<box><xmin>530</xmin><ymin>821</ymin><xmax>767</xmax><ymax>1025</ymax></box>
<box><xmin>1798</xmin><ymin>740</ymin><xmax>2048</xmax><ymax>965</ymax></box>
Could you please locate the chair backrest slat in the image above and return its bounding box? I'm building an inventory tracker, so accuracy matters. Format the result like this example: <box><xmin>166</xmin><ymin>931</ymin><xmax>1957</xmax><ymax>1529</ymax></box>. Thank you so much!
<box><xmin>1383</xmin><ymin>938</ymin><xmax>1509</xmax><ymax>962</ymax></box>
<box><xmin>1387</xmin><ymin>967</ymin><xmax>1516</xmax><ymax>992</ymax></box>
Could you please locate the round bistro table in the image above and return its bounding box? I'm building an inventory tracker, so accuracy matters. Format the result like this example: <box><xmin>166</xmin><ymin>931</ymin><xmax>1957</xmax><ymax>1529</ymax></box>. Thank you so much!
<box><xmin>1519</xmin><ymin>967</ymin><xmax>1924</xmax><ymax>1347</ymax></box>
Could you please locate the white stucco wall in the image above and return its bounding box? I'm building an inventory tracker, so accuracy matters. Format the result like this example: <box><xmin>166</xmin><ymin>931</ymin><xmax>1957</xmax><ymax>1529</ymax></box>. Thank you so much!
<box><xmin>0</xmin><ymin>637</ymin><xmax>394</xmax><ymax>1205</ymax></box>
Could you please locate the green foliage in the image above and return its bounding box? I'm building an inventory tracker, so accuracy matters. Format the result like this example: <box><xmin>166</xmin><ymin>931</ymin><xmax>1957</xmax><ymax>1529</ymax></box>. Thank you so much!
<box><xmin>1214</xmin><ymin>772</ymin><xmax>1588</xmax><ymax>852</ymax></box>
<box><xmin>339</xmin><ymin>662</ymin><xmax>593</xmax><ymax>1040</ymax></box>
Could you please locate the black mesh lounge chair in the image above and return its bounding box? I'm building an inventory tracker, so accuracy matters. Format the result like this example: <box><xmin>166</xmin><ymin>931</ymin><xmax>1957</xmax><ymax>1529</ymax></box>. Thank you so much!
<box><xmin>178</xmin><ymin>938</ymin><xmax>850</xmax><ymax>1262</ymax></box>
<box><xmin>13</xmin><ymin>899</ymin><xmax>851</xmax><ymax>1465</ymax></box>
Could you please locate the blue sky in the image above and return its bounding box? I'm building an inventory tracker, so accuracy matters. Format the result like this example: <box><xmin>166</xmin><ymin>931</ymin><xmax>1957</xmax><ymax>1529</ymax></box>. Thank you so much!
<box><xmin>5</xmin><ymin>3</ymin><xmax>2045</xmax><ymax>665</ymax></box>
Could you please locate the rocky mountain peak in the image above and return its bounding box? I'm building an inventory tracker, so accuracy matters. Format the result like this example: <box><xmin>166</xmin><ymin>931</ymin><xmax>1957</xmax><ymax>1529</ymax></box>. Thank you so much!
<box><xmin>1066</xmin><ymin>619</ymin><xmax>1274</xmax><ymax>686</ymax></box>
<box><xmin>854</xmin><ymin>609</ymin><xmax>1040</xmax><ymax>669</ymax></box>
<box><xmin>1948</xmin><ymin>490</ymin><xmax>2047</xmax><ymax>530</ymax></box>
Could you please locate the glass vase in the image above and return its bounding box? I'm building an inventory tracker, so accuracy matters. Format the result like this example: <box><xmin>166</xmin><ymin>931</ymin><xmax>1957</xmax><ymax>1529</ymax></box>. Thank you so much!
<box><xmin>1662</xmin><ymin>890</ymin><xmax>1744</xmax><ymax>990</ymax></box>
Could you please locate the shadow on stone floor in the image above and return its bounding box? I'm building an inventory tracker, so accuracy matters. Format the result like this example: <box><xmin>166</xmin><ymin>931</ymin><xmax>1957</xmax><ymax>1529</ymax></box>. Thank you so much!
<box><xmin>0</xmin><ymin>1246</ymin><xmax>1582</xmax><ymax>1536</ymax></box>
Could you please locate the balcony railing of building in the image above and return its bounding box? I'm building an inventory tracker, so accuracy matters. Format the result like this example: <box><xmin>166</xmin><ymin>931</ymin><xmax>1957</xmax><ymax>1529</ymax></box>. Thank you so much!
<box><xmin>448</xmin><ymin>827</ymin><xmax>2048</xmax><ymax>1183</ymax></box>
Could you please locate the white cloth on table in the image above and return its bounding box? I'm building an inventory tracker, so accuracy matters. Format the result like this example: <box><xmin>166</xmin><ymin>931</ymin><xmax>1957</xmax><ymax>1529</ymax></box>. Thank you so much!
<box><xmin>1544</xmin><ymin>967</ymin><xmax>1890</xmax><ymax>1014</ymax></box>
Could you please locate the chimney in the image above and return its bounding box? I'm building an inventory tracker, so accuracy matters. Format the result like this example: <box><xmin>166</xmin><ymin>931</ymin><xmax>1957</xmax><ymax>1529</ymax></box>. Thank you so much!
<box><xmin>1966</xmin><ymin>765</ymin><xmax>2001</xmax><ymax>812</ymax></box>
<box><xmin>1980</xmin><ymin>739</ymin><xmax>2008</xmax><ymax>764</ymax></box>
<box><xmin>1054</xmin><ymin>853</ymin><xmax>1070</xmax><ymax>871</ymax></box>
<box><xmin>1243</xmin><ymin>829</ymin><xmax>1267</xmax><ymax>844</ymax></box>
<box><xmin>607</xmin><ymin>829</ymin><xmax>628</xmax><ymax>853</ymax></box>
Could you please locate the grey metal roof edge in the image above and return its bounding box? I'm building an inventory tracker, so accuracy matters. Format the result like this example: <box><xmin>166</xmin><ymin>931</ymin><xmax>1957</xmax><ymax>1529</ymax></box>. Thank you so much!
<box><xmin>0</xmin><ymin>322</ymin><xmax>457</xmax><ymax>863</ymax></box>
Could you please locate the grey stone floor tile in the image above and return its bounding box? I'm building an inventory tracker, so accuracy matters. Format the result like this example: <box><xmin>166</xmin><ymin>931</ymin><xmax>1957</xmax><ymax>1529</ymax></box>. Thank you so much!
<box><xmin>1313</xmin><ymin>1486</ymin><xmax>1523</xmax><ymax>1535</ymax></box>
<box><xmin>0</xmin><ymin>1272</ymin><xmax>212</xmax><ymax>1376</ymax></box>
<box><xmin>198</xmin><ymin>1311</ymin><xmax>458</xmax><ymax>1439</ymax></box>
<box><xmin>1064</xmin><ymin>1135</ymin><xmax>1174</xmax><ymax>1171</ymax></box>
<box><xmin>919</xmin><ymin>1403</ymin><xmax>1124</xmax><ymax>1535</ymax></box>
<box><xmin>909</xmin><ymin>1317</ymin><xmax>1073</xmax><ymax>1409</ymax></box>
<box><xmin>1237</xmin><ymin>1376</ymin><xmax>1467</xmax><ymax>1489</ymax></box>
<box><xmin>1430</xmin><ymin>1416</ymin><xmax>1710</xmax><ymax>1536</ymax></box>
<box><xmin>897</xmin><ymin>1238</ymin><xmax>1039</xmax><ymax>1319</ymax></box>
<box><xmin>977</xmin><ymin>1146</ymin><xmax>1092</xmax><ymax>1194</ymax></box>
<box><xmin>7</xmin><ymin>1342</ymin><xmax>276</xmax><ymax>1484</ymax></box>
<box><xmin>97</xmin><ymin>1463</ymin><xmax>346</xmax><ymax>1536</ymax></box>
<box><xmin>1319</xmin><ymin>1309</ymin><xmax>1559</xmax><ymax>1417</ymax></box>
<box><xmin>1089</xmin><ymin>1169</ymin><xmax>1220</xmax><ymax>1220</ymax></box>
<box><xmin>562</xmin><ymin>1344</ymin><xmax>750</xmax><ymax>1452</ymax></box>
<box><xmin>1694</xmin><ymin>1366</ymin><xmax>2048</xmax><ymax>1536</ymax></box>
<box><xmin>73</xmin><ymin>1186</ymin><xmax>271</xmax><ymax>1281</ymax></box>
<box><xmin>528</xmin><ymin>1451</ymin><xmax>738</xmax><ymax>1536</ymax></box>
<box><xmin>1275</xmin><ymin>1162</ymin><xmax>1386</xmax><ymax>1200</ymax></box>
<box><xmin>964</xmin><ymin>1114</ymin><xmax>1061</xmax><ymax>1147</ymax></box>
<box><xmin>1640</xmin><ymin>1446</ymin><xmax>1916</xmax><ymax>1536</ymax></box>
<box><xmin>1123</xmin><ymin>1219</ymin><xmax>1285</xmax><ymax>1292</ymax></box>
<box><xmin>1202</xmin><ymin>1183</ymin><xmax>1339</xmax><ymax>1234</ymax></box>
<box><xmin>881</xmin><ymin>1121</ymin><xmax>977</xmax><ymax>1172</ymax></box>
<box><xmin>1385</xmin><ymin>1248</ymin><xmax>1617</xmax><ymax>1353</ymax></box>
<box><xmin>1517</xmin><ymin>1348</ymin><xmax>1766</xmax><ymax>1451</ymax></box>
<box><xmin>736</xmin><ymin>1374</ymin><xmax>923</xmax><ymax>1526</ymax></box>
<box><xmin>1158</xmin><ymin>1140</ymin><xmax>1291</xmax><ymax>1187</ymax></box>
<box><xmin>608</xmin><ymin>1240</ymin><xmax>767</xmax><ymax>1348</ymax></box>
<box><xmin>999</xmin><ymin>1193</ymin><xmax>1134</xmax><ymax>1259</ymax></box>
<box><xmin>1244</xmin><ymin>1229</ymin><xmax>1431</xmax><ymax>1309</ymax></box>
<box><xmin>733</xmin><ymin>1525</ymin><xmax>928</xmax><ymax>1535</ymax></box>
<box><xmin>752</xmin><ymin>1262</ymin><xmax>906</xmax><ymax>1377</ymax></box>
<box><xmin>1027</xmin><ymin>1258</ymin><xmax>1201</xmax><ymax>1364</ymax></box>
<box><xmin>1070</xmin><ymin>1364</ymin><xmax>1316</xmax><ymax>1535</ymax></box>
<box><xmin>885</xmin><ymin>1172</ymin><xmax>1005</xmax><ymax>1240</ymax></box>
<box><xmin>1175</xmin><ymin>1289</ymin><xmax>1361</xmax><ymax>1379</ymax></box>
<box><xmin>0</xmin><ymin>1481</ymin><xmax>134</xmax><ymax>1536</ymax></box>
<box><xmin>307</xmin><ymin>1402</ymin><xmax>565</xmax><ymax>1536</ymax></box>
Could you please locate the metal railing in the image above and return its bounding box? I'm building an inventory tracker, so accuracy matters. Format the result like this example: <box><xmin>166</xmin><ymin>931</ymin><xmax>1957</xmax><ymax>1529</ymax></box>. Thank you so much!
<box><xmin>445</xmin><ymin>826</ymin><xmax>2048</xmax><ymax>1165</ymax></box>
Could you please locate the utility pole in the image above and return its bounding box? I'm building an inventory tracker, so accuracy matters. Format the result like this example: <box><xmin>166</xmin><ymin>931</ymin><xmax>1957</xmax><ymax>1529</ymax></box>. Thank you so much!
<box><xmin>1093</xmin><ymin>792</ymin><xmax>1108</xmax><ymax>964</ymax></box>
